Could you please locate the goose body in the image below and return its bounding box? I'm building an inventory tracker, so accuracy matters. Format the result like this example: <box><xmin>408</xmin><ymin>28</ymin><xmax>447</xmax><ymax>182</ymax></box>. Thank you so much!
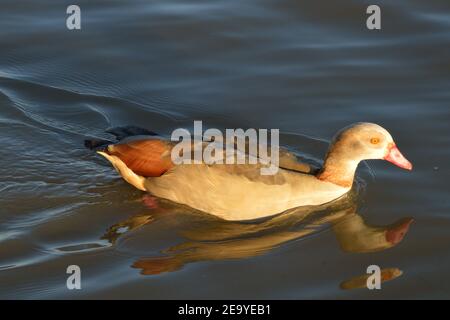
<box><xmin>87</xmin><ymin>123</ymin><xmax>412</xmax><ymax>221</ymax></box>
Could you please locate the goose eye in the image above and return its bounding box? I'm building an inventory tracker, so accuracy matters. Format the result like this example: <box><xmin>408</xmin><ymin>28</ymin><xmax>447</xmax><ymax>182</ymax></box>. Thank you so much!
<box><xmin>370</xmin><ymin>137</ymin><xmax>380</xmax><ymax>145</ymax></box>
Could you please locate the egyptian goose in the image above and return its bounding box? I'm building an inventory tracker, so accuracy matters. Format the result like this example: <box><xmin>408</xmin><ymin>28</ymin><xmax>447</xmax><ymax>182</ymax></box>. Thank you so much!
<box><xmin>85</xmin><ymin>122</ymin><xmax>412</xmax><ymax>221</ymax></box>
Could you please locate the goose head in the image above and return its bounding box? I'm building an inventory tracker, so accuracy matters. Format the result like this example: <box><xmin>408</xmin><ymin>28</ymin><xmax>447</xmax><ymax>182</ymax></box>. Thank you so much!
<box><xmin>318</xmin><ymin>122</ymin><xmax>413</xmax><ymax>187</ymax></box>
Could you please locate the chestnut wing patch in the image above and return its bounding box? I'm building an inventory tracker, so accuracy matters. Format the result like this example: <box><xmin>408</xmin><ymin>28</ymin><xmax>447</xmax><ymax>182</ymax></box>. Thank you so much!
<box><xmin>106</xmin><ymin>139</ymin><xmax>174</xmax><ymax>177</ymax></box>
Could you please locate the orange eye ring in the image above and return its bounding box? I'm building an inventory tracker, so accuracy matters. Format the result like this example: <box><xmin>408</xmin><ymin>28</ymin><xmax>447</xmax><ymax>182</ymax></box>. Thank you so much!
<box><xmin>370</xmin><ymin>137</ymin><xmax>380</xmax><ymax>144</ymax></box>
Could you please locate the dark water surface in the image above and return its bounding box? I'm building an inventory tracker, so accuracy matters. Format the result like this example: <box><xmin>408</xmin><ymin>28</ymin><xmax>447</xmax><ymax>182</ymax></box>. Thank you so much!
<box><xmin>1</xmin><ymin>0</ymin><xmax>449</xmax><ymax>299</ymax></box>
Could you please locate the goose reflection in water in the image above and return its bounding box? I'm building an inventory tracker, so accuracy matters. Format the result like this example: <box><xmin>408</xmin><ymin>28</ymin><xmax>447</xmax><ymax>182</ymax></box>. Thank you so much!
<box><xmin>101</xmin><ymin>194</ymin><xmax>413</xmax><ymax>287</ymax></box>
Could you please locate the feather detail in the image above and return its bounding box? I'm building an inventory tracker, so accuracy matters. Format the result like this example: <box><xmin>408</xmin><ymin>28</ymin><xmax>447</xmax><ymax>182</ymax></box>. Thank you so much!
<box><xmin>106</xmin><ymin>139</ymin><xmax>174</xmax><ymax>177</ymax></box>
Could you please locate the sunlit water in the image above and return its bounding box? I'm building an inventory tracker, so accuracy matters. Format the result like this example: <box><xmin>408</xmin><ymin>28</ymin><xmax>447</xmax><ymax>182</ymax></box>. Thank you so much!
<box><xmin>0</xmin><ymin>0</ymin><xmax>449</xmax><ymax>299</ymax></box>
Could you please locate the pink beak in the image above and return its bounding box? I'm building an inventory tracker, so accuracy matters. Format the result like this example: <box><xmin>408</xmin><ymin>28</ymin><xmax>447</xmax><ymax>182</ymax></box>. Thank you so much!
<box><xmin>384</xmin><ymin>143</ymin><xmax>413</xmax><ymax>171</ymax></box>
